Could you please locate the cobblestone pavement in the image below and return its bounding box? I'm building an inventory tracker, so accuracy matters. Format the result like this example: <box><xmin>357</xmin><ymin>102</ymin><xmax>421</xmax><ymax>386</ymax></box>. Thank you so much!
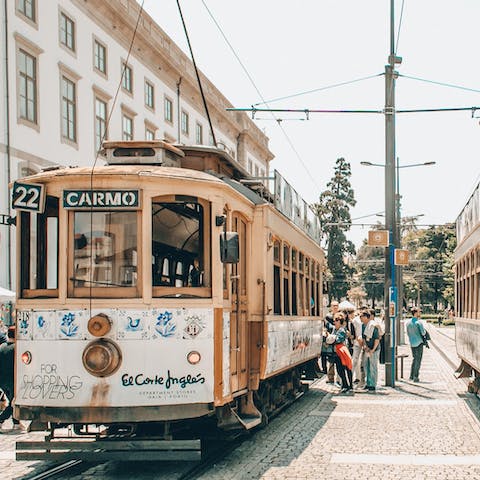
<box><xmin>4</xmin><ymin>325</ymin><xmax>480</xmax><ymax>480</ymax></box>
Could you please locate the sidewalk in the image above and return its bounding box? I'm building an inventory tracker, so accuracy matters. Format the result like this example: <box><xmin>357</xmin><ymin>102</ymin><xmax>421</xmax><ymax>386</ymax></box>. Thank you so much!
<box><xmin>260</xmin><ymin>324</ymin><xmax>480</xmax><ymax>479</ymax></box>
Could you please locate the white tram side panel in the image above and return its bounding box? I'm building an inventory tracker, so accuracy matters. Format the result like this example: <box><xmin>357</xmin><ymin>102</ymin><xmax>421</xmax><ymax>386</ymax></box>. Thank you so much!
<box><xmin>16</xmin><ymin>308</ymin><xmax>214</xmax><ymax>407</ymax></box>
<box><xmin>265</xmin><ymin>319</ymin><xmax>322</xmax><ymax>376</ymax></box>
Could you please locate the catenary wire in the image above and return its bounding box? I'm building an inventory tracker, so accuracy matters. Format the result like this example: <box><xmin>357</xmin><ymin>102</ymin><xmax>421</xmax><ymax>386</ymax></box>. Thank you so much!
<box><xmin>200</xmin><ymin>0</ymin><xmax>321</xmax><ymax>192</ymax></box>
<box><xmin>177</xmin><ymin>0</ymin><xmax>217</xmax><ymax>146</ymax></box>
<box><xmin>86</xmin><ymin>0</ymin><xmax>145</xmax><ymax>312</ymax></box>
<box><xmin>394</xmin><ymin>0</ymin><xmax>405</xmax><ymax>56</ymax></box>
<box><xmin>398</xmin><ymin>73</ymin><xmax>480</xmax><ymax>94</ymax></box>
<box><xmin>252</xmin><ymin>73</ymin><xmax>385</xmax><ymax>107</ymax></box>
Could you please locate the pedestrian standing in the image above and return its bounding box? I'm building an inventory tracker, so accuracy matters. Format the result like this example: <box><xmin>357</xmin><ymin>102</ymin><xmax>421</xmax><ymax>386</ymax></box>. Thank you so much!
<box><xmin>351</xmin><ymin>307</ymin><xmax>366</xmax><ymax>386</ymax></box>
<box><xmin>325</xmin><ymin>301</ymin><xmax>339</xmax><ymax>383</ymax></box>
<box><xmin>320</xmin><ymin>317</ymin><xmax>334</xmax><ymax>374</ymax></box>
<box><xmin>0</xmin><ymin>327</ymin><xmax>25</xmax><ymax>432</ymax></box>
<box><xmin>360</xmin><ymin>310</ymin><xmax>380</xmax><ymax>391</ymax></box>
<box><xmin>405</xmin><ymin>307</ymin><xmax>426</xmax><ymax>382</ymax></box>
<box><xmin>330</xmin><ymin>312</ymin><xmax>353</xmax><ymax>393</ymax></box>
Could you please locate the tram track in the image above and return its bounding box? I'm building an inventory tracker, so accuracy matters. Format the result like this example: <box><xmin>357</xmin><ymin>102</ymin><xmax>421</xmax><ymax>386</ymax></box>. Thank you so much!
<box><xmin>22</xmin><ymin>380</ymin><xmax>317</xmax><ymax>480</ymax></box>
<box><xmin>23</xmin><ymin>460</ymin><xmax>84</xmax><ymax>480</ymax></box>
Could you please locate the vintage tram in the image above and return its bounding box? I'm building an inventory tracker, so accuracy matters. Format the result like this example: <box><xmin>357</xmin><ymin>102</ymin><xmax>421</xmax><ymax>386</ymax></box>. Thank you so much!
<box><xmin>455</xmin><ymin>181</ymin><xmax>480</xmax><ymax>391</ymax></box>
<box><xmin>12</xmin><ymin>141</ymin><xmax>325</xmax><ymax>460</ymax></box>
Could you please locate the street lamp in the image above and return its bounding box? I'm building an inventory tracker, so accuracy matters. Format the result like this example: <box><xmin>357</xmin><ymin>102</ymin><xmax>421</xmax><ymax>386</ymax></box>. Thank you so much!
<box><xmin>360</xmin><ymin>159</ymin><xmax>435</xmax><ymax>385</ymax></box>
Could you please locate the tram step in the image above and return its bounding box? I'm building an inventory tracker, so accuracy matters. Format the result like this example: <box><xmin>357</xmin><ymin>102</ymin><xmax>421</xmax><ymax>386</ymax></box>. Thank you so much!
<box><xmin>237</xmin><ymin>414</ymin><xmax>262</xmax><ymax>430</ymax></box>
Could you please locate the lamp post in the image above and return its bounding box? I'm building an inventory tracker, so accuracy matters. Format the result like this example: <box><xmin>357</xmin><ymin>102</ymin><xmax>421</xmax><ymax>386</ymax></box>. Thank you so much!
<box><xmin>360</xmin><ymin>160</ymin><xmax>435</xmax><ymax>385</ymax></box>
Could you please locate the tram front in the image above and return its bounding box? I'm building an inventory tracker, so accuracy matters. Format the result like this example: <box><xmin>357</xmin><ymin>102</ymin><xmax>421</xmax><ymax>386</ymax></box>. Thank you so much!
<box><xmin>11</xmin><ymin>142</ymin><xmax>234</xmax><ymax>437</ymax></box>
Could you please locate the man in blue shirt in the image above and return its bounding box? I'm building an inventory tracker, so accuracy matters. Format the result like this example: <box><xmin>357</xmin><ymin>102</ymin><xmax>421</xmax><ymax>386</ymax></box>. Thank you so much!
<box><xmin>405</xmin><ymin>307</ymin><xmax>426</xmax><ymax>382</ymax></box>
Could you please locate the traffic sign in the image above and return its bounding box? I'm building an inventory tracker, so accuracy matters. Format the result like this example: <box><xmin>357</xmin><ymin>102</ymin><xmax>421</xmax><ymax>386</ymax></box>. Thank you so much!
<box><xmin>367</xmin><ymin>230</ymin><xmax>389</xmax><ymax>247</ymax></box>
<box><xmin>394</xmin><ymin>249</ymin><xmax>409</xmax><ymax>265</ymax></box>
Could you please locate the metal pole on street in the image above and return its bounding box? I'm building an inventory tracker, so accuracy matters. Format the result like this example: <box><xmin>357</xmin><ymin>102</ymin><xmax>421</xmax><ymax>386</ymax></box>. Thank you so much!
<box><xmin>384</xmin><ymin>0</ymin><xmax>399</xmax><ymax>387</ymax></box>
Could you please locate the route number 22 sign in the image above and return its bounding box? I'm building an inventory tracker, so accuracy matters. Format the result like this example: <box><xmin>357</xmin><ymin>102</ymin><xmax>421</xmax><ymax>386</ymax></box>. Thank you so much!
<box><xmin>11</xmin><ymin>182</ymin><xmax>46</xmax><ymax>213</ymax></box>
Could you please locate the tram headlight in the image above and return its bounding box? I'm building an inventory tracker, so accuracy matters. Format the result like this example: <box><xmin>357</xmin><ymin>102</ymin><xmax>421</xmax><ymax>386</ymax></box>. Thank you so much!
<box><xmin>87</xmin><ymin>313</ymin><xmax>112</xmax><ymax>337</ymax></box>
<box><xmin>187</xmin><ymin>351</ymin><xmax>201</xmax><ymax>365</ymax></box>
<box><xmin>82</xmin><ymin>339</ymin><xmax>122</xmax><ymax>377</ymax></box>
<box><xmin>21</xmin><ymin>351</ymin><xmax>32</xmax><ymax>365</ymax></box>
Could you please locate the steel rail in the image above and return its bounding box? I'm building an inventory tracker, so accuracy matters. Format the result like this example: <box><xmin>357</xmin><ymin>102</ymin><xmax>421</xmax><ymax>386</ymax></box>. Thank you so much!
<box><xmin>24</xmin><ymin>460</ymin><xmax>83</xmax><ymax>480</ymax></box>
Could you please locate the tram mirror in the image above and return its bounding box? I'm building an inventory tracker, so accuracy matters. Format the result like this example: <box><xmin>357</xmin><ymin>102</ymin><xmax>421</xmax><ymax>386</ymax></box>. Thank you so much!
<box><xmin>220</xmin><ymin>232</ymin><xmax>239</xmax><ymax>264</ymax></box>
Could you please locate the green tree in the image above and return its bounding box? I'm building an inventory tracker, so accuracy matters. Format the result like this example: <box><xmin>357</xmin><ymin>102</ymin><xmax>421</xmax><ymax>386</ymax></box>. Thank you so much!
<box><xmin>313</xmin><ymin>158</ymin><xmax>356</xmax><ymax>301</ymax></box>
<box><xmin>356</xmin><ymin>238</ymin><xmax>385</xmax><ymax>307</ymax></box>
<box><xmin>402</xmin><ymin>225</ymin><xmax>456</xmax><ymax>311</ymax></box>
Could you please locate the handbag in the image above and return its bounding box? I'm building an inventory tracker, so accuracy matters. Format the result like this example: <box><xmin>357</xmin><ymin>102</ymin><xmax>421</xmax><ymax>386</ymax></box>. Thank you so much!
<box><xmin>335</xmin><ymin>343</ymin><xmax>353</xmax><ymax>370</ymax></box>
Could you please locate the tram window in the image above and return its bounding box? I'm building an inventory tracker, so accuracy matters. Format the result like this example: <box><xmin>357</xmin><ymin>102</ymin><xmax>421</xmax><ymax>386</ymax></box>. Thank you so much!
<box><xmin>152</xmin><ymin>199</ymin><xmax>210</xmax><ymax>293</ymax></box>
<box><xmin>273</xmin><ymin>240</ymin><xmax>280</xmax><ymax>262</ymax></box>
<box><xmin>283</xmin><ymin>271</ymin><xmax>290</xmax><ymax>315</ymax></box>
<box><xmin>299</xmin><ymin>271</ymin><xmax>305</xmax><ymax>314</ymax></box>
<box><xmin>292</xmin><ymin>272</ymin><xmax>298</xmax><ymax>315</ymax></box>
<box><xmin>71</xmin><ymin>211</ymin><xmax>138</xmax><ymax>292</ymax></box>
<box><xmin>20</xmin><ymin>196</ymin><xmax>59</xmax><ymax>297</ymax></box>
<box><xmin>273</xmin><ymin>265</ymin><xmax>281</xmax><ymax>314</ymax></box>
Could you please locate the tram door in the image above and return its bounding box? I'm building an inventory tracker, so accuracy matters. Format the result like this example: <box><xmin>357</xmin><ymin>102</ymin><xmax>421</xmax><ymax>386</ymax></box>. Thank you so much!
<box><xmin>230</xmin><ymin>214</ymin><xmax>248</xmax><ymax>393</ymax></box>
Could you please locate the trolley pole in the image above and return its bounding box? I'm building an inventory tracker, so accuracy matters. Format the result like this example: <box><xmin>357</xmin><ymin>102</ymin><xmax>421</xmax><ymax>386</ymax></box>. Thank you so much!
<box><xmin>384</xmin><ymin>0</ymin><xmax>399</xmax><ymax>387</ymax></box>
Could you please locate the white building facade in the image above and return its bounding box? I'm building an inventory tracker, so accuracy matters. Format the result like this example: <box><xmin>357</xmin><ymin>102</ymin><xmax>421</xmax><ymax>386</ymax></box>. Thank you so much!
<box><xmin>0</xmin><ymin>0</ymin><xmax>273</xmax><ymax>290</ymax></box>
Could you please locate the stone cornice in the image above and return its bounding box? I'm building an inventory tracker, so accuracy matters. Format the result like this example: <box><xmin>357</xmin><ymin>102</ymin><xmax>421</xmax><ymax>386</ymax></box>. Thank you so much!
<box><xmin>72</xmin><ymin>0</ymin><xmax>273</xmax><ymax>162</ymax></box>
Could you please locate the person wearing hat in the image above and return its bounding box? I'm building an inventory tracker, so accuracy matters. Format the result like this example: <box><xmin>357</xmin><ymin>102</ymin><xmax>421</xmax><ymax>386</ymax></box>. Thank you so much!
<box><xmin>405</xmin><ymin>307</ymin><xmax>427</xmax><ymax>382</ymax></box>
<box><xmin>0</xmin><ymin>327</ymin><xmax>25</xmax><ymax>432</ymax></box>
<box><xmin>324</xmin><ymin>301</ymin><xmax>339</xmax><ymax>383</ymax></box>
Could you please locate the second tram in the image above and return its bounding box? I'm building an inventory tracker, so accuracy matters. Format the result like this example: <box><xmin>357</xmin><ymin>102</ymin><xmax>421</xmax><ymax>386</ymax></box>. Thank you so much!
<box><xmin>455</xmin><ymin>181</ymin><xmax>480</xmax><ymax>391</ymax></box>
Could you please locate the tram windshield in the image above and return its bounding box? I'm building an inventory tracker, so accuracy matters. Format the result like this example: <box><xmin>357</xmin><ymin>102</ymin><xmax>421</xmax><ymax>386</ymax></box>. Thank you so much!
<box><xmin>72</xmin><ymin>211</ymin><xmax>138</xmax><ymax>290</ymax></box>
<box><xmin>152</xmin><ymin>198</ymin><xmax>210</xmax><ymax>293</ymax></box>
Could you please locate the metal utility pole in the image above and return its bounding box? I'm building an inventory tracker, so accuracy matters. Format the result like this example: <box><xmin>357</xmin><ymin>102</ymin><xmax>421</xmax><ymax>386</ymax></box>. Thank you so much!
<box><xmin>384</xmin><ymin>0</ymin><xmax>400</xmax><ymax>387</ymax></box>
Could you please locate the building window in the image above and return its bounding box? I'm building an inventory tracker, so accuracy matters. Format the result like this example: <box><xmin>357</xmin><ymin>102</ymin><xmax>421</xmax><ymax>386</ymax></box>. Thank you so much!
<box><xmin>145</xmin><ymin>80</ymin><xmax>154</xmax><ymax>109</ymax></box>
<box><xmin>94</xmin><ymin>40</ymin><xmax>107</xmax><ymax>75</ymax></box>
<box><xmin>195</xmin><ymin>122</ymin><xmax>203</xmax><ymax>144</ymax></box>
<box><xmin>61</xmin><ymin>76</ymin><xmax>76</xmax><ymax>142</ymax></box>
<box><xmin>94</xmin><ymin>97</ymin><xmax>107</xmax><ymax>152</ymax></box>
<box><xmin>122</xmin><ymin>62</ymin><xmax>132</xmax><ymax>93</ymax></box>
<box><xmin>209</xmin><ymin>132</ymin><xmax>215</xmax><ymax>146</ymax></box>
<box><xmin>181</xmin><ymin>110</ymin><xmax>189</xmax><ymax>135</ymax></box>
<box><xmin>59</xmin><ymin>12</ymin><xmax>75</xmax><ymax>52</ymax></box>
<box><xmin>164</xmin><ymin>96</ymin><xmax>173</xmax><ymax>123</ymax></box>
<box><xmin>18</xmin><ymin>0</ymin><xmax>35</xmax><ymax>22</ymax></box>
<box><xmin>255</xmin><ymin>165</ymin><xmax>259</xmax><ymax>177</ymax></box>
<box><xmin>145</xmin><ymin>127</ymin><xmax>155</xmax><ymax>141</ymax></box>
<box><xmin>248</xmin><ymin>159</ymin><xmax>253</xmax><ymax>175</ymax></box>
<box><xmin>122</xmin><ymin>114</ymin><xmax>133</xmax><ymax>140</ymax></box>
<box><xmin>18</xmin><ymin>49</ymin><xmax>37</xmax><ymax>123</ymax></box>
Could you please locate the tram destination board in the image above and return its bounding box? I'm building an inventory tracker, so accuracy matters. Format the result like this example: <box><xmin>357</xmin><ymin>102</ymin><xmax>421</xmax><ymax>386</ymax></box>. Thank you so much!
<box><xmin>63</xmin><ymin>189</ymin><xmax>140</xmax><ymax>210</ymax></box>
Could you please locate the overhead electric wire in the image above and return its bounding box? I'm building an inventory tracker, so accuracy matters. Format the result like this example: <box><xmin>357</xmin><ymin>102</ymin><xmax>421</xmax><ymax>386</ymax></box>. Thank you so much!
<box><xmin>90</xmin><ymin>2</ymin><xmax>145</xmax><ymax>172</ymax></box>
<box><xmin>394</xmin><ymin>0</ymin><xmax>406</xmax><ymax>56</ymax></box>
<box><xmin>252</xmin><ymin>73</ymin><xmax>384</xmax><ymax>107</ymax></box>
<box><xmin>398</xmin><ymin>73</ymin><xmax>480</xmax><ymax>94</ymax></box>
<box><xmin>177</xmin><ymin>0</ymin><xmax>217</xmax><ymax>146</ymax></box>
<box><xmin>200</xmin><ymin>0</ymin><xmax>321</xmax><ymax>192</ymax></box>
<box><xmin>87</xmin><ymin>0</ymin><xmax>145</xmax><ymax>313</ymax></box>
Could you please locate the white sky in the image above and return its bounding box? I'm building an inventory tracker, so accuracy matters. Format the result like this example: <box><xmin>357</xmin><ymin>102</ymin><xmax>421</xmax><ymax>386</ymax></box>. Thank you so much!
<box><xmin>143</xmin><ymin>0</ymin><xmax>480</xmax><ymax>248</ymax></box>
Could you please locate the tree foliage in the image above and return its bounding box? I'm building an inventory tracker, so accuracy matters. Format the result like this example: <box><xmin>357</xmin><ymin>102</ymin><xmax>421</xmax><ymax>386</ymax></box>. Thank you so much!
<box><xmin>313</xmin><ymin>158</ymin><xmax>356</xmax><ymax>301</ymax></box>
<box><xmin>355</xmin><ymin>237</ymin><xmax>385</xmax><ymax>307</ymax></box>
<box><xmin>402</xmin><ymin>225</ymin><xmax>456</xmax><ymax>311</ymax></box>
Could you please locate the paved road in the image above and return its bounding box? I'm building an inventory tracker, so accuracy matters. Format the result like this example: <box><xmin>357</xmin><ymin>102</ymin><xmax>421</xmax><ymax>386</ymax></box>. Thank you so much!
<box><xmin>4</xmin><ymin>324</ymin><xmax>480</xmax><ymax>480</ymax></box>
